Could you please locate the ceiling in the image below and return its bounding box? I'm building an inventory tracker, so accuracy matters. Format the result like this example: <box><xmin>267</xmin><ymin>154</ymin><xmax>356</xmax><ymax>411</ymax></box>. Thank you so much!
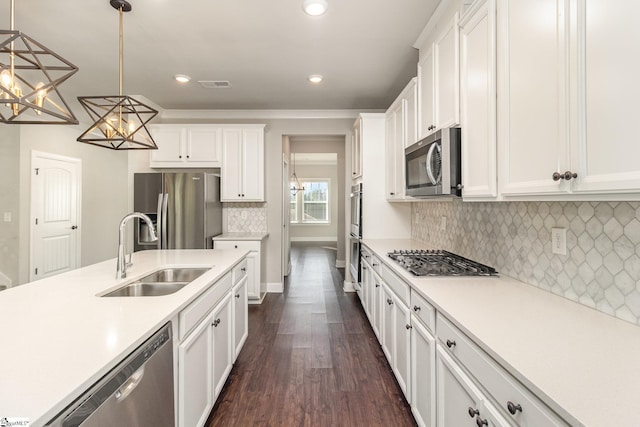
<box><xmin>5</xmin><ymin>0</ymin><xmax>439</xmax><ymax>112</ymax></box>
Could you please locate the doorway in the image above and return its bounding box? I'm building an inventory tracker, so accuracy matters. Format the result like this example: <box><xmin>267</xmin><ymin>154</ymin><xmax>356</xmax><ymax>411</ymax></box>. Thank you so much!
<box><xmin>30</xmin><ymin>151</ymin><xmax>82</xmax><ymax>281</ymax></box>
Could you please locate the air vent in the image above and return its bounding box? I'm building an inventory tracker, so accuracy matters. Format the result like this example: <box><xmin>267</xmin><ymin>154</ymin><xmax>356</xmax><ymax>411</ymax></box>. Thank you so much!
<box><xmin>198</xmin><ymin>80</ymin><xmax>232</xmax><ymax>89</ymax></box>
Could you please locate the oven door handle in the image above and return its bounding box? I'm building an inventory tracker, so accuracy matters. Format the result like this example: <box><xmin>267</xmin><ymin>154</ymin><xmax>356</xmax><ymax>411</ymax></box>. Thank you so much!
<box><xmin>425</xmin><ymin>143</ymin><xmax>439</xmax><ymax>185</ymax></box>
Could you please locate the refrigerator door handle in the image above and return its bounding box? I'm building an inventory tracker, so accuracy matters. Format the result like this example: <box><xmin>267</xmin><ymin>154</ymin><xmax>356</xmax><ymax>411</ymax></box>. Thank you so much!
<box><xmin>161</xmin><ymin>193</ymin><xmax>169</xmax><ymax>249</ymax></box>
<box><xmin>156</xmin><ymin>193</ymin><xmax>163</xmax><ymax>249</ymax></box>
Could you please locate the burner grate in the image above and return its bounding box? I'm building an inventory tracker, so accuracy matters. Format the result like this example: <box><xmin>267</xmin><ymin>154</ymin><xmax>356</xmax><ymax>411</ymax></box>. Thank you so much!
<box><xmin>387</xmin><ymin>249</ymin><xmax>498</xmax><ymax>277</ymax></box>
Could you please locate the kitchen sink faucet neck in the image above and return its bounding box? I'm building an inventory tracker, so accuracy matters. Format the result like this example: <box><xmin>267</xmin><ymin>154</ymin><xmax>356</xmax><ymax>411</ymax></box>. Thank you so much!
<box><xmin>117</xmin><ymin>212</ymin><xmax>157</xmax><ymax>279</ymax></box>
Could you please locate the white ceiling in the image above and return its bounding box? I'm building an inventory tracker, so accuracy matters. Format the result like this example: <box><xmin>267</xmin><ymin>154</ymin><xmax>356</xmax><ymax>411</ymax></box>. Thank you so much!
<box><xmin>6</xmin><ymin>0</ymin><xmax>439</xmax><ymax>112</ymax></box>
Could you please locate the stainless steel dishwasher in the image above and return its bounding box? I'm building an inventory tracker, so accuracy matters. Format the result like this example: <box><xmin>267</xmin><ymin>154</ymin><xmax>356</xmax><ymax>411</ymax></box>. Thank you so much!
<box><xmin>47</xmin><ymin>322</ymin><xmax>175</xmax><ymax>427</ymax></box>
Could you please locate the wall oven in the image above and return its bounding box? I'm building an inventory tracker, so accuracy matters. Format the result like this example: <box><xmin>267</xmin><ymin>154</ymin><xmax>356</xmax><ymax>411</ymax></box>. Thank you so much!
<box><xmin>405</xmin><ymin>128</ymin><xmax>462</xmax><ymax>197</ymax></box>
<box><xmin>349</xmin><ymin>184</ymin><xmax>362</xmax><ymax>290</ymax></box>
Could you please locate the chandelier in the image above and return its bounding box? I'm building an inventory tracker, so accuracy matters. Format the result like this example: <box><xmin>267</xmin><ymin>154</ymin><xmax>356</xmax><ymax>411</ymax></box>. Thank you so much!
<box><xmin>77</xmin><ymin>0</ymin><xmax>157</xmax><ymax>150</ymax></box>
<box><xmin>291</xmin><ymin>152</ymin><xmax>305</xmax><ymax>195</ymax></box>
<box><xmin>0</xmin><ymin>0</ymin><xmax>78</xmax><ymax>124</ymax></box>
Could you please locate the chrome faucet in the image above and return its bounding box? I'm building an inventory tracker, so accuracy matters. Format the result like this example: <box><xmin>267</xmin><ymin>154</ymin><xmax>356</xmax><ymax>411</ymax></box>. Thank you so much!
<box><xmin>117</xmin><ymin>212</ymin><xmax>157</xmax><ymax>279</ymax></box>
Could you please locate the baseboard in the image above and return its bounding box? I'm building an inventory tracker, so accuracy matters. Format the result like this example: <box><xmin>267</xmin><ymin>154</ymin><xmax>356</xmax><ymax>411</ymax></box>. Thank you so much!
<box><xmin>335</xmin><ymin>259</ymin><xmax>345</xmax><ymax>268</ymax></box>
<box><xmin>343</xmin><ymin>280</ymin><xmax>355</xmax><ymax>292</ymax></box>
<box><xmin>290</xmin><ymin>237</ymin><xmax>337</xmax><ymax>242</ymax></box>
<box><xmin>267</xmin><ymin>281</ymin><xmax>284</xmax><ymax>293</ymax></box>
<box><xmin>248</xmin><ymin>292</ymin><xmax>267</xmax><ymax>305</ymax></box>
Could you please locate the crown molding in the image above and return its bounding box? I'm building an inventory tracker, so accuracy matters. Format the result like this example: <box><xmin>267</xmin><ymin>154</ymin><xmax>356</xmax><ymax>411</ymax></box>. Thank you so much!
<box><xmin>157</xmin><ymin>109</ymin><xmax>383</xmax><ymax>121</ymax></box>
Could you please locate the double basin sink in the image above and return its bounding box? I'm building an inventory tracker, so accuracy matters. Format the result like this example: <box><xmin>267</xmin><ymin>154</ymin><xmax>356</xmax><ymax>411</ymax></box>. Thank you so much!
<box><xmin>103</xmin><ymin>267</ymin><xmax>211</xmax><ymax>297</ymax></box>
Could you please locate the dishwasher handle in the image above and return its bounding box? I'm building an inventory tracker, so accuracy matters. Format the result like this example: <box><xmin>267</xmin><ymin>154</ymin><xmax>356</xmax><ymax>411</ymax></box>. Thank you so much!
<box><xmin>115</xmin><ymin>365</ymin><xmax>145</xmax><ymax>402</ymax></box>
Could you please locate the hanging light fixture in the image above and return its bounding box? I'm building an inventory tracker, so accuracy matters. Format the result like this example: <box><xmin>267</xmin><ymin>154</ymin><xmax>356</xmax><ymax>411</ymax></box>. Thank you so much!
<box><xmin>0</xmin><ymin>0</ymin><xmax>79</xmax><ymax>124</ymax></box>
<box><xmin>291</xmin><ymin>152</ymin><xmax>305</xmax><ymax>195</ymax></box>
<box><xmin>77</xmin><ymin>0</ymin><xmax>157</xmax><ymax>150</ymax></box>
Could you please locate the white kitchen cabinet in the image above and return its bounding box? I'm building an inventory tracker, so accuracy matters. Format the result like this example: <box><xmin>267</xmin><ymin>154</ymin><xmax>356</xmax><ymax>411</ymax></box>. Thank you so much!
<box><xmin>232</xmin><ymin>275</ymin><xmax>248</xmax><ymax>359</ymax></box>
<box><xmin>150</xmin><ymin>125</ymin><xmax>222</xmax><ymax>168</ymax></box>
<box><xmin>460</xmin><ymin>0</ymin><xmax>498</xmax><ymax>199</ymax></box>
<box><xmin>410</xmin><ymin>313</ymin><xmax>436</xmax><ymax>427</ymax></box>
<box><xmin>371</xmin><ymin>269</ymin><xmax>383</xmax><ymax>341</ymax></box>
<box><xmin>178</xmin><ymin>313</ymin><xmax>214</xmax><ymax>427</ymax></box>
<box><xmin>214</xmin><ymin>238</ymin><xmax>266</xmax><ymax>302</ymax></box>
<box><xmin>417</xmin><ymin>47</ymin><xmax>435</xmax><ymax>138</ymax></box>
<box><xmin>360</xmin><ymin>256</ymin><xmax>372</xmax><ymax>320</ymax></box>
<box><xmin>211</xmin><ymin>293</ymin><xmax>233</xmax><ymax>398</ymax></box>
<box><xmin>381</xmin><ymin>282</ymin><xmax>411</xmax><ymax>402</ymax></box>
<box><xmin>351</xmin><ymin>117</ymin><xmax>363</xmax><ymax>180</ymax></box>
<box><xmin>381</xmin><ymin>284</ymin><xmax>394</xmax><ymax>362</ymax></box>
<box><xmin>221</xmin><ymin>126</ymin><xmax>265</xmax><ymax>202</ymax></box>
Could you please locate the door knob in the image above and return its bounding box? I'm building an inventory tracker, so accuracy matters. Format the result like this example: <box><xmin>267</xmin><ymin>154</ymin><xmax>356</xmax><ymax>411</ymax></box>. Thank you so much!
<box><xmin>71</xmin><ymin>225</ymin><xmax>78</xmax><ymax>230</ymax></box>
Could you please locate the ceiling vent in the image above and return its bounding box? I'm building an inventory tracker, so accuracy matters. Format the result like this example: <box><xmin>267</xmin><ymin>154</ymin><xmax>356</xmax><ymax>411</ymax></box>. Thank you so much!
<box><xmin>198</xmin><ymin>80</ymin><xmax>232</xmax><ymax>89</ymax></box>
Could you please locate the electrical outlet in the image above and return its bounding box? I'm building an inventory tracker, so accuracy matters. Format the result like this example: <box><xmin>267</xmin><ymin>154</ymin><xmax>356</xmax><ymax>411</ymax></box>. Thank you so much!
<box><xmin>441</xmin><ymin>216</ymin><xmax>447</xmax><ymax>231</ymax></box>
<box><xmin>551</xmin><ymin>227</ymin><xmax>567</xmax><ymax>255</ymax></box>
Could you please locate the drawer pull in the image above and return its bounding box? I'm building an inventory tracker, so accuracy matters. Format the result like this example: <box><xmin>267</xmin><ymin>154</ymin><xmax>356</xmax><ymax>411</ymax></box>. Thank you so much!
<box><xmin>507</xmin><ymin>401</ymin><xmax>523</xmax><ymax>415</ymax></box>
<box><xmin>372</xmin><ymin>263</ymin><xmax>379</xmax><ymax>267</ymax></box>
<box><xmin>413</xmin><ymin>305</ymin><xmax>421</xmax><ymax>312</ymax></box>
<box><xmin>386</xmin><ymin>298</ymin><xmax>393</xmax><ymax>305</ymax></box>
<box><xmin>234</xmin><ymin>245</ymin><xmax>238</xmax><ymax>249</ymax></box>
<box><xmin>212</xmin><ymin>318</ymin><xmax>221</xmax><ymax>327</ymax></box>
<box><xmin>468</xmin><ymin>407</ymin><xmax>479</xmax><ymax>418</ymax></box>
<box><xmin>406</xmin><ymin>324</ymin><xmax>412</xmax><ymax>330</ymax></box>
<box><xmin>375</xmin><ymin>284</ymin><xmax>380</xmax><ymax>288</ymax></box>
<box><xmin>363</xmin><ymin>266</ymin><xmax>368</xmax><ymax>270</ymax></box>
<box><xmin>476</xmin><ymin>416</ymin><xmax>488</xmax><ymax>427</ymax></box>
<box><xmin>446</xmin><ymin>339</ymin><xmax>456</xmax><ymax>349</ymax></box>
<box><xmin>241</xmin><ymin>267</ymin><xmax>246</xmax><ymax>272</ymax></box>
<box><xmin>235</xmin><ymin>293</ymin><xmax>240</xmax><ymax>299</ymax></box>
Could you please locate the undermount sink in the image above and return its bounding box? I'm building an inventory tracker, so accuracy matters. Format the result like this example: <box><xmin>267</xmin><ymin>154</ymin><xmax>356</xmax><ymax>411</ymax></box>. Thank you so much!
<box><xmin>103</xmin><ymin>267</ymin><xmax>211</xmax><ymax>297</ymax></box>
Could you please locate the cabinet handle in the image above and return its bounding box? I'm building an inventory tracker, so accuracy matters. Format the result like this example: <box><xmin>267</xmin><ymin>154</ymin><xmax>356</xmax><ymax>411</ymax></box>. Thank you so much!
<box><xmin>234</xmin><ymin>245</ymin><xmax>238</xmax><ymax>249</ymax></box>
<box><xmin>413</xmin><ymin>305</ymin><xmax>421</xmax><ymax>312</ymax></box>
<box><xmin>241</xmin><ymin>267</ymin><xmax>246</xmax><ymax>272</ymax></box>
<box><xmin>186</xmin><ymin>155</ymin><xmax>190</xmax><ymax>159</ymax></box>
<box><xmin>364</xmin><ymin>255</ymin><xmax>370</xmax><ymax>258</ymax></box>
<box><xmin>178</xmin><ymin>155</ymin><xmax>182</xmax><ymax>159</ymax></box>
<box><xmin>71</xmin><ymin>225</ymin><xmax>78</xmax><ymax>230</ymax></box>
<box><xmin>353</xmin><ymin>172</ymin><xmax>356</xmax><ymax>175</ymax></box>
<box><xmin>235</xmin><ymin>293</ymin><xmax>240</xmax><ymax>299</ymax></box>
<box><xmin>238</xmin><ymin>194</ymin><xmax>241</xmax><ymax>197</ymax></box>
<box><xmin>476</xmin><ymin>416</ymin><xmax>488</xmax><ymax>427</ymax></box>
<box><xmin>390</xmin><ymin>192</ymin><xmax>395</xmax><ymax>196</ymax></box>
<box><xmin>405</xmin><ymin>324</ymin><xmax>412</xmax><ymax>330</ymax></box>
<box><xmin>552</xmin><ymin>171</ymin><xmax>578</xmax><ymax>181</ymax></box>
<box><xmin>375</xmin><ymin>284</ymin><xmax>380</xmax><ymax>288</ymax></box>
<box><xmin>212</xmin><ymin>318</ymin><xmax>221</xmax><ymax>327</ymax></box>
<box><xmin>386</xmin><ymin>298</ymin><xmax>393</xmax><ymax>305</ymax></box>
<box><xmin>468</xmin><ymin>407</ymin><xmax>480</xmax><ymax>418</ymax></box>
<box><xmin>241</xmin><ymin>194</ymin><xmax>245</xmax><ymax>197</ymax></box>
<box><xmin>372</xmin><ymin>263</ymin><xmax>379</xmax><ymax>267</ymax></box>
<box><xmin>362</xmin><ymin>266</ymin><xmax>368</xmax><ymax>270</ymax></box>
<box><xmin>446</xmin><ymin>339</ymin><xmax>456</xmax><ymax>349</ymax></box>
<box><xmin>507</xmin><ymin>401</ymin><xmax>523</xmax><ymax>415</ymax></box>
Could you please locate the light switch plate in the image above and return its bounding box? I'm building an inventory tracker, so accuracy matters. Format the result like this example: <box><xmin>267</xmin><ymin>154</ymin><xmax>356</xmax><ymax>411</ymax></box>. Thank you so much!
<box><xmin>3</xmin><ymin>212</ymin><xmax>10</xmax><ymax>222</ymax></box>
<box><xmin>552</xmin><ymin>227</ymin><xmax>567</xmax><ymax>255</ymax></box>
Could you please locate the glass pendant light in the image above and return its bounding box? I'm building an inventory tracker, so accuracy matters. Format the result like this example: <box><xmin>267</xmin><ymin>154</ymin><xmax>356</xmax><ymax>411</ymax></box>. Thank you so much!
<box><xmin>77</xmin><ymin>0</ymin><xmax>158</xmax><ymax>150</ymax></box>
<box><xmin>291</xmin><ymin>152</ymin><xmax>305</xmax><ymax>195</ymax></box>
<box><xmin>0</xmin><ymin>0</ymin><xmax>79</xmax><ymax>124</ymax></box>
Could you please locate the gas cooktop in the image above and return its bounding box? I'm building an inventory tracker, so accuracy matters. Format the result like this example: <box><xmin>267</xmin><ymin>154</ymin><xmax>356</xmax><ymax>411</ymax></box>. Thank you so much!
<box><xmin>387</xmin><ymin>249</ymin><xmax>498</xmax><ymax>277</ymax></box>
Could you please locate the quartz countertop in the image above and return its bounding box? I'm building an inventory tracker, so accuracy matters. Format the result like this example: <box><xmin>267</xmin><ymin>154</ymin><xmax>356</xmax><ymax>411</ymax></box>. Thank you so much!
<box><xmin>213</xmin><ymin>232</ymin><xmax>269</xmax><ymax>241</ymax></box>
<box><xmin>362</xmin><ymin>239</ymin><xmax>640</xmax><ymax>427</ymax></box>
<box><xmin>0</xmin><ymin>249</ymin><xmax>247</xmax><ymax>426</ymax></box>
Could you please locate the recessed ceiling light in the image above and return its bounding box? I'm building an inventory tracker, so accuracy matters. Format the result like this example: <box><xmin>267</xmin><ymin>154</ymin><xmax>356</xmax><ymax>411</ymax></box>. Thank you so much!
<box><xmin>303</xmin><ymin>0</ymin><xmax>328</xmax><ymax>16</ymax></box>
<box><xmin>308</xmin><ymin>75</ymin><xmax>324</xmax><ymax>84</ymax></box>
<box><xmin>174</xmin><ymin>74</ymin><xmax>191</xmax><ymax>83</ymax></box>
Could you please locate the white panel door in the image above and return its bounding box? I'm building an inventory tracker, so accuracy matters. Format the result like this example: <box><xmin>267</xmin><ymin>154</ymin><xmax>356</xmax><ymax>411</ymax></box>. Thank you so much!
<box><xmin>418</xmin><ymin>47</ymin><xmax>435</xmax><ymax>138</ymax></box>
<box><xmin>212</xmin><ymin>293</ymin><xmax>233</xmax><ymax>398</ymax></box>
<box><xmin>150</xmin><ymin>126</ymin><xmax>184</xmax><ymax>163</ymax></box>
<box><xmin>186</xmin><ymin>127</ymin><xmax>222</xmax><ymax>164</ymax></box>
<box><xmin>30</xmin><ymin>152</ymin><xmax>81</xmax><ymax>282</ymax></box>
<box><xmin>394</xmin><ymin>297</ymin><xmax>411</xmax><ymax>402</ymax></box>
<box><xmin>381</xmin><ymin>284</ymin><xmax>395</xmax><ymax>363</ymax></box>
<box><xmin>241</xmin><ymin>128</ymin><xmax>265</xmax><ymax>201</ymax></box>
<box><xmin>221</xmin><ymin>128</ymin><xmax>243</xmax><ymax>201</ymax></box>
<box><xmin>435</xmin><ymin>14</ymin><xmax>460</xmax><ymax>130</ymax></box>
<box><xmin>233</xmin><ymin>276</ymin><xmax>248</xmax><ymax>359</ymax></box>
<box><xmin>411</xmin><ymin>317</ymin><xmax>436</xmax><ymax>427</ymax></box>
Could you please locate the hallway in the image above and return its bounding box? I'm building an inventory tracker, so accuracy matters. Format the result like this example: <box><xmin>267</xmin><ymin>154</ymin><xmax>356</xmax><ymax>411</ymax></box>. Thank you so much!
<box><xmin>207</xmin><ymin>242</ymin><xmax>416</xmax><ymax>426</ymax></box>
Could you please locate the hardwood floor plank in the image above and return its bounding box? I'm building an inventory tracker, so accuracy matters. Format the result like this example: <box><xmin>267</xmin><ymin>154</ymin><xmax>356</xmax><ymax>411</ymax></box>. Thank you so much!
<box><xmin>206</xmin><ymin>242</ymin><xmax>416</xmax><ymax>426</ymax></box>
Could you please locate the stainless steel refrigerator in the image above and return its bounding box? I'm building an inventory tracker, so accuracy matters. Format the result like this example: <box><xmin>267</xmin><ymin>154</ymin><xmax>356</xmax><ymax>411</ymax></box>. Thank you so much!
<box><xmin>133</xmin><ymin>172</ymin><xmax>222</xmax><ymax>251</ymax></box>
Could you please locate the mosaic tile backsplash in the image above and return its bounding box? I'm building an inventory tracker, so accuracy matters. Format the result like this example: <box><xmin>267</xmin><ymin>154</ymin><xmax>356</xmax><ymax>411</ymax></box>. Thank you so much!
<box><xmin>412</xmin><ymin>200</ymin><xmax>640</xmax><ymax>326</ymax></box>
<box><xmin>225</xmin><ymin>203</ymin><xmax>268</xmax><ymax>233</ymax></box>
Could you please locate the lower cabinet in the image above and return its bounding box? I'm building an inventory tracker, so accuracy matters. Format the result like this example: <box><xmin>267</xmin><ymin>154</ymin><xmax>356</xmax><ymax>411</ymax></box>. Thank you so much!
<box><xmin>232</xmin><ymin>276</ymin><xmax>248</xmax><ymax>359</ymax></box>
<box><xmin>212</xmin><ymin>294</ymin><xmax>233</xmax><ymax>397</ymax></box>
<box><xmin>410</xmin><ymin>315</ymin><xmax>436</xmax><ymax>427</ymax></box>
<box><xmin>213</xmin><ymin>238</ymin><xmax>266</xmax><ymax>301</ymax></box>
<box><xmin>381</xmin><ymin>283</ymin><xmax>411</xmax><ymax>402</ymax></box>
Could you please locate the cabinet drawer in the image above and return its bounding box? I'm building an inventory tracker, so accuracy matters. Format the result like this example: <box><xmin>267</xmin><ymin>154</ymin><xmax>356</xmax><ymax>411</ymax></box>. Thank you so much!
<box><xmin>233</xmin><ymin>258</ymin><xmax>248</xmax><ymax>284</ymax></box>
<box><xmin>179</xmin><ymin>272</ymin><xmax>232</xmax><ymax>340</ymax></box>
<box><xmin>436</xmin><ymin>314</ymin><xmax>568</xmax><ymax>426</ymax></box>
<box><xmin>381</xmin><ymin>263</ymin><xmax>410</xmax><ymax>306</ymax></box>
<box><xmin>410</xmin><ymin>290</ymin><xmax>435</xmax><ymax>333</ymax></box>
<box><xmin>214</xmin><ymin>240</ymin><xmax>260</xmax><ymax>252</ymax></box>
<box><xmin>361</xmin><ymin>247</ymin><xmax>372</xmax><ymax>265</ymax></box>
<box><xmin>370</xmin><ymin>254</ymin><xmax>382</xmax><ymax>274</ymax></box>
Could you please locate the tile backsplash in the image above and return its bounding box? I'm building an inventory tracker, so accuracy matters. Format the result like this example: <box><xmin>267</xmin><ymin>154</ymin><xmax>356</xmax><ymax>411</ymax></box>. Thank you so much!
<box><xmin>225</xmin><ymin>202</ymin><xmax>268</xmax><ymax>233</ymax></box>
<box><xmin>412</xmin><ymin>199</ymin><xmax>640</xmax><ymax>326</ymax></box>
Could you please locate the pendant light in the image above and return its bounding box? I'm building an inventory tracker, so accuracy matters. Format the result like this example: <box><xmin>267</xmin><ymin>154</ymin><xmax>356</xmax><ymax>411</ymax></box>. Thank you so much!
<box><xmin>0</xmin><ymin>0</ymin><xmax>79</xmax><ymax>124</ymax></box>
<box><xmin>291</xmin><ymin>152</ymin><xmax>305</xmax><ymax>195</ymax></box>
<box><xmin>77</xmin><ymin>0</ymin><xmax>157</xmax><ymax>150</ymax></box>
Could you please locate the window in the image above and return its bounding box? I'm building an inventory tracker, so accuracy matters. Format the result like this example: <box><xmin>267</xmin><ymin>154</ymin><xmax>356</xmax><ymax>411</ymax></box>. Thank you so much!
<box><xmin>290</xmin><ymin>179</ymin><xmax>329</xmax><ymax>224</ymax></box>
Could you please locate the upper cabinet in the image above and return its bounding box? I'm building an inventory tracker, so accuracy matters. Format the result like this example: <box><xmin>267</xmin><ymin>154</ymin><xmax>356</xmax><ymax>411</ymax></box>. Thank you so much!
<box><xmin>351</xmin><ymin>119</ymin><xmax>363</xmax><ymax>181</ymax></box>
<box><xmin>150</xmin><ymin>125</ymin><xmax>222</xmax><ymax>168</ymax></box>
<box><xmin>221</xmin><ymin>125</ymin><xmax>265</xmax><ymax>202</ymax></box>
<box><xmin>460</xmin><ymin>0</ymin><xmax>497</xmax><ymax>200</ymax></box>
<box><xmin>417</xmin><ymin>13</ymin><xmax>460</xmax><ymax>139</ymax></box>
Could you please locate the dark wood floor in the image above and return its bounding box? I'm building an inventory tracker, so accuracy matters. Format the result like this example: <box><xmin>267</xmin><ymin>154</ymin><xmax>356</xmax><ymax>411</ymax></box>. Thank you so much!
<box><xmin>206</xmin><ymin>242</ymin><xmax>416</xmax><ymax>427</ymax></box>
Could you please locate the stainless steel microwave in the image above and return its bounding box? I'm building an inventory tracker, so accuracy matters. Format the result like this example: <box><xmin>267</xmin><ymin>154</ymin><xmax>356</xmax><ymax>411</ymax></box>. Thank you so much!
<box><xmin>405</xmin><ymin>128</ymin><xmax>462</xmax><ymax>197</ymax></box>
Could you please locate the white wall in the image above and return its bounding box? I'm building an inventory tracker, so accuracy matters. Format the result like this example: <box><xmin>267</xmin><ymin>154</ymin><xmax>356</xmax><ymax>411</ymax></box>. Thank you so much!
<box><xmin>0</xmin><ymin>126</ymin><xmax>20</xmax><ymax>286</ymax></box>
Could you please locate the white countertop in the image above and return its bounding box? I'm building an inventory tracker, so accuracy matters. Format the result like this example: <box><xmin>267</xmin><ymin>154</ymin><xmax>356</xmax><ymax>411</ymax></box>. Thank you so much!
<box><xmin>0</xmin><ymin>249</ymin><xmax>247</xmax><ymax>426</ymax></box>
<box><xmin>213</xmin><ymin>232</ymin><xmax>269</xmax><ymax>241</ymax></box>
<box><xmin>362</xmin><ymin>239</ymin><xmax>640</xmax><ymax>427</ymax></box>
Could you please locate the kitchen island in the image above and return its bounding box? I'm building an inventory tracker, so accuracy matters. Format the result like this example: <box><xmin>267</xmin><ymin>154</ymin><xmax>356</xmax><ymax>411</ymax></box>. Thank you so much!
<box><xmin>0</xmin><ymin>249</ymin><xmax>248</xmax><ymax>426</ymax></box>
<box><xmin>362</xmin><ymin>239</ymin><xmax>640</xmax><ymax>427</ymax></box>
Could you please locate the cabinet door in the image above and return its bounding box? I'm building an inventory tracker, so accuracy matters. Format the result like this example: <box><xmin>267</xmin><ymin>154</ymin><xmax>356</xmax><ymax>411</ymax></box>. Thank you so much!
<box><xmin>498</xmin><ymin>0</ymin><xmax>571</xmax><ymax>196</ymax></box>
<box><xmin>221</xmin><ymin>129</ymin><xmax>243</xmax><ymax>201</ymax></box>
<box><xmin>360</xmin><ymin>261</ymin><xmax>370</xmax><ymax>317</ymax></box>
<box><xmin>150</xmin><ymin>126</ymin><xmax>184</xmax><ymax>164</ymax></box>
<box><xmin>570</xmin><ymin>0</ymin><xmax>640</xmax><ymax>194</ymax></box>
<box><xmin>405</xmin><ymin>79</ymin><xmax>418</xmax><ymax>148</ymax></box>
<box><xmin>187</xmin><ymin>127</ymin><xmax>222</xmax><ymax>165</ymax></box>
<box><xmin>460</xmin><ymin>0</ymin><xmax>498</xmax><ymax>198</ymax></box>
<box><xmin>394</xmin><ymin>297</ymin><xmax>411</xmax><ymax>402</ymax></box>
<box><xmin>435</xmin><ymin>14</ymin><xmax>460</xmax><ymax>129</ymax></box>
<box><xmin>212</xmin><ymin>294</ymin><xmax>233</xmax><ymax>398</ymax></box>
<box><xmin>385</xmin><ymin>101</ymin><xmax>405</xmax><ymax>200</ymax></box>
<box><xmin>246</xmin><ymin>251</ymin><xmax>259</xmax><ymax>299</ymax></box>
<box><xmin>411</xmin><ymin>318</ymin><xmax>436</xmax><ymax>427</ymax></box>
<box><xmin>178</xmin><ymin>315</ymin><xmax>213</xmax><ymax>427</ymax></box>
<box><xmin>352</xmin><ymin>119</ymin><xmax>362</xmax><ymax>179</ymax></box>
<box><xmin>381</xmin><ymin>284</ymin><xmax>395</xmax><ymax>363</ymax></box>
<box><xmin>241</xmin><ymin>128</ymin><xmax>265</xmax><ymax>201</ymax></box>
<box><xmin>233</xmin><ymin>276</ymin><xmax>248</xmax><ymax>359</ymax></box>
<box><xmin>418</xmin><ymin>47</ymin><xmax>435</xmax><ymax>138</ymax></box>
<box><xmin>371</xmin><ymin>271</ymin><xmax>382</xmax><ymax>341</ymax></box>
